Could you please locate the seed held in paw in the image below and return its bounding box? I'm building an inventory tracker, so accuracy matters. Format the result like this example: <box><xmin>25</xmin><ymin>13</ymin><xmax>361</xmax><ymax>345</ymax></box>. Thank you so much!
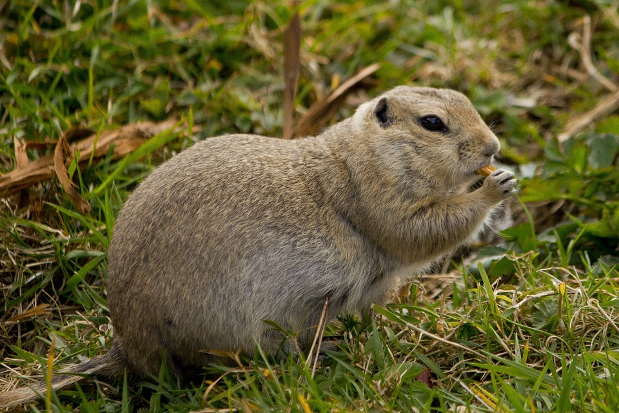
<box><xmin>476</xmin><ymin>164</ymin><xmax>496</xmax><ymax>178</ymax></box>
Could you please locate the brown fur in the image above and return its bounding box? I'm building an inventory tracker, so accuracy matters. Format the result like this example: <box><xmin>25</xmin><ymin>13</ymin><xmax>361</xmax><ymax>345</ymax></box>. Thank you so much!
<box><xmin>0</xmin><ymin>86</ymin><xmax>516</xmax><ymax>408</ymax></box>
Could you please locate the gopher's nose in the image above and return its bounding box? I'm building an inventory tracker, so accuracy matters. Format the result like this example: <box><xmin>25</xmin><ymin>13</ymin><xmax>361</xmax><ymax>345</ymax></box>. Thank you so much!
<box><xmin>483</xmin><ymin>136</ymin><xmax>500</xmax><ymax>157</ymax></box>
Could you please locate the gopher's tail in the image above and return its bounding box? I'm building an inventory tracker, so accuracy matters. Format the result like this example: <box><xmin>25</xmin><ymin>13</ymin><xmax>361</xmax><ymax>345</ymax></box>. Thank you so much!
<box><xmin>0</xmin><ymin>342</ymin><xmax>126</xmax><ymax>409</ymax></box>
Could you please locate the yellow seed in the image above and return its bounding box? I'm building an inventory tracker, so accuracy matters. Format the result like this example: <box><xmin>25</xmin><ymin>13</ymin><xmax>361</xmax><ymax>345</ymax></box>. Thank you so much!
<box><xmin>476</xmin><ymin>164</ymin><xmax>497</xmax><ymax>177</ymax></box>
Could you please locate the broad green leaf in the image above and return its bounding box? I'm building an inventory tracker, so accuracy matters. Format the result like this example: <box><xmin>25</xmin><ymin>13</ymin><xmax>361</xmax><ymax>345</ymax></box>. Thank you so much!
<box><xmin>588</xmin><ymin>133</ymin><xmax>619</xmax><ymax>169</ymax></box>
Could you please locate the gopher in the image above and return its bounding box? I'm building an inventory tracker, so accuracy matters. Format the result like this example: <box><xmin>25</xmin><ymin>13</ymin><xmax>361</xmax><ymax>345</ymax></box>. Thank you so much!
<box><xmin>0</xmin><ymin>86</ymin><xmax>516</xmax><ymax>408</ymax></box>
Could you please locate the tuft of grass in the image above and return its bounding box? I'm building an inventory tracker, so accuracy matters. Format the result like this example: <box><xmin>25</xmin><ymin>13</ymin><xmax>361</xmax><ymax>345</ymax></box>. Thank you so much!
<box><xmin>1</xmin><ymin>0</ymin><xmax>619</xmax><ymax>412</ymax></box>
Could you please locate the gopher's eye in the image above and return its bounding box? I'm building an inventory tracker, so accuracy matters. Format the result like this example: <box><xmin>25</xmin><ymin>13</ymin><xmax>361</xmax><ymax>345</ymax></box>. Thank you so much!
<box><xmin>420</xmin><ymin>116</ymin><xmax>447</xmax><ymax>132</ymax></box>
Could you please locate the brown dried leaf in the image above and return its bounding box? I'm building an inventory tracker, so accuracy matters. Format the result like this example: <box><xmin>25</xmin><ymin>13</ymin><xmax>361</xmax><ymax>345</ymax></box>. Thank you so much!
<box><xmin>0</xmin><ymin>119</ymin><xmax>177</xmax><ymax>200</ymax></box>
<box><xmin>13</xmin><ymin>136</ymin><xmax>28</xmax><ymax>170</ymax></box>
<box><xmin>283</xmin><ymin>12</ymin><xmax>301</xmax><ymax>140</ymax></box>
<box><xmin>64</xmin><ymin>126</ymin><xmax>95</xmax><ymax>143</ymax></box>
<box><xmin>295</xmin><ymin>63</ymin><xmax>380</xmax><ymax>137</ymax></box>
<box><xmin>53</xmin><ymin>131</ymin><xmax>92</xmax><ymax>214</ymax></box>
<box><xmin>415</xmin><ymin>366</ymin><xmax>433</xmax><ymax>388</ymax></box>
<box><xmin>23</xmin><ymin>140</ymin><xmax>58</xmax><ymax>150</ymax></box>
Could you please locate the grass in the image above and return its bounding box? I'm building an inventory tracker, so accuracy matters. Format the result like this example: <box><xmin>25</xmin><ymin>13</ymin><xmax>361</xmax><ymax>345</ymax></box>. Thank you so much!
<box><xmin>2</xmin><ymin>0</ymin><xmax>619</xmax><ymax>411</ymax></box>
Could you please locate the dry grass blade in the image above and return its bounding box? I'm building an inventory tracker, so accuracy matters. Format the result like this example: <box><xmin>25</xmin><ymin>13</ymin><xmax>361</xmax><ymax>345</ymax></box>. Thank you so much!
<box><xmin>305</xmin><ymin>297</ymin><xmax>329</xmax><ymax>378</ymax></box>
<box><xmin>283</xmin><ymin>12</ymin><xmax>301</xmax><ymax>140</ymax></box>
<box><xmin>559</xmin><ymin>15</ymin><xmax>619</xmax><ymax>142</ymax></box>
<box><xmin>6</xmin><ymin>304</ymin><xmax>52</xmax><ymax>323</ymax></box>
<box><xmin>45</xmin><ymin>336</ymin><xmax>56</xmax><ymax>411</ymax></box>
<box><xmin>0</xmin><ymin>118</ymin><xmax>178</xmax><ymax>197</ymax></box>
<box><xmin>240</xmin><ymin>398</ymin><xmax>256</xmax><ymax>413</ymax></box>
<box><xmin>589</xmin><ymin>298</ymin><xmax>619</xmax><ymax>335</ymax></box>
<box><xmin>201</xmin><ymin>371</ymin><xmax>232</xmax><ymax>407</ymax></box>
<box><xmin>297</xmin><ymin>394</ymin><xmax>312</xmax><ymax>413</ymax></box>
<box><xmin>295</xmin><ymin>63</ymin><xmax>380</xmax><ymax>137</ymax></box>
<box><xmin>397</xmin><ymin>315</ymin><xmax>485</xmax><ymax>359</ymax></box>
<box><xmin>558</xmin><ymin>88</ymin><xmax>619</xmax><ymax>142</ymax></box>
<box><xmin>569</xmin><ymin>16</ymin><xmax>618</xmax><ymax>93</ymax></box>
<box><xmin>601</xmin><ymin>3</ymin><xmax>619</xmax><ymax>31</ymax></box>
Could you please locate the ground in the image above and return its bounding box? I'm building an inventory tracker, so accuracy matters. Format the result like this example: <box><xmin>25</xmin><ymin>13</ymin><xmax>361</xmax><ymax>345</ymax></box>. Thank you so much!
<box><xmin>1</xmin><ymin>1</ymin><xmax>619</xmax><ymax>412</ymax></box>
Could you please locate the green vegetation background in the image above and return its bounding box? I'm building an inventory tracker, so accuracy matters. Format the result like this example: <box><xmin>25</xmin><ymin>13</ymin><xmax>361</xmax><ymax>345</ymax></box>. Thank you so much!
<box><xmin>1</xmin><ymin>0</ymin><xmax>619</xmax><ymax>412</ymax></box>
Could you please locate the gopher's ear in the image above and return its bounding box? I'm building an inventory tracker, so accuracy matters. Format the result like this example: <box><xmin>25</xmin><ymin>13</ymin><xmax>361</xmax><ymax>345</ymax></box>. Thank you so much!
<box><xmin>374</xmin><ymin>97</ymin><xmax>392</xmax><ymax>127</ymax></box>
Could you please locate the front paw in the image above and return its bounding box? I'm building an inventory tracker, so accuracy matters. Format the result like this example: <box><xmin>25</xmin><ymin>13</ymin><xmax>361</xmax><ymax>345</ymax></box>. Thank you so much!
<box><xmin>482</xmin><ymin>169</ymin><xmax>517</xmax><ymax>201</ymax></box>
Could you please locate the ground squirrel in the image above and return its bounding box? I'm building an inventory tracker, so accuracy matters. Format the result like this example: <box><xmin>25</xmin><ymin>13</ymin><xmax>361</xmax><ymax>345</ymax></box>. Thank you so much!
<box><xmin>0</xmin><ymin>86</ymin><xmax>517</xmax><ymax>408</ymax></box>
